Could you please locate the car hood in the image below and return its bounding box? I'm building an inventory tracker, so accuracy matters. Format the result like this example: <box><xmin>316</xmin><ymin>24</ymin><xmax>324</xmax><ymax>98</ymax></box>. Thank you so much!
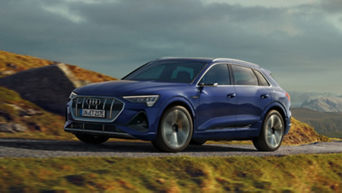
<box><xmin>74</xmin><ymin>80</ymin><xmax>188</xmax><ymax>96</ymax></box>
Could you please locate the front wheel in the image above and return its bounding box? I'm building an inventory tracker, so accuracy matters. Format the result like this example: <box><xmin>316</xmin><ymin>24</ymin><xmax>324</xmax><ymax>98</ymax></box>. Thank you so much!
<box><xmin>75</xmin><ymin>134</ymin><xmax>109</xmax><ymax>145</ymax></box>
<box><xmin>253</xmin><ymin>110</ymin><xmax>285</xmax><ymax>151</ymax></box>
<box><xmin>152</xmin><ymin>106</ymin><xmax>193</xmax><ymax>152</ymax></box>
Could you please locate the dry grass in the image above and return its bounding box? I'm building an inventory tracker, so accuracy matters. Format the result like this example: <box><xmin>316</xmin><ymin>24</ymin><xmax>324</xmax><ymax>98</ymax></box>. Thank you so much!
<box><xmin>0</xmin><ymin>50</ymin><xmax>54</xmax><ymax>77</ymax></box>
<box><xmin>0</xmin><ymin>86</ymin><xmax>73</xmax><ymax>139</ymax></box>
<box><xmin>66</xmin><ymin>64</ymin><xmax>116</xmax><ymax>84</ymax></box>
<box><xmin>283</xmin><ymin>118</ymin><xmax>329</xmax><ymax>145</ymax></box>
<box><xmin>0</xmin><ymin>154</ymin><xmax>342</xmax><ymax>193</ymax></box>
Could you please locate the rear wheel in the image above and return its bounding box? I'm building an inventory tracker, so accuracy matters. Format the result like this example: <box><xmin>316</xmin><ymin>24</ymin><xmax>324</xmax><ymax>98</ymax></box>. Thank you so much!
<box><xmin>152</xmin><ymin>106</ymin><xmax>193</xmax><ymax>152</ymax></box>
<box><xmin>75</xmin><ymin>134</ymin><xmax>109</xmax><ymax>145</ymax></box>
<box><xmin>253</xmin><ymin>110</ymin><xmax>285</xmax><ymax>151</ymax></box>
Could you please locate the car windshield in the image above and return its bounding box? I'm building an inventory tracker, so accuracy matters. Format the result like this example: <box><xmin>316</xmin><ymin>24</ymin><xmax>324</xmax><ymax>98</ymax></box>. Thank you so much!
<box><xmin>123</xmin><ymin>60</ymin><xmax>208</xmax><ymax>83</ymax></box>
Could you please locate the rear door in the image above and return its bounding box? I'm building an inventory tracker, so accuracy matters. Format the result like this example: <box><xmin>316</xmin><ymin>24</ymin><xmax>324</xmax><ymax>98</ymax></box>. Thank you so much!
<box><xmin>197</xmin><ymin>63</ymin><xmax>237</xmax><ymax>130</ymax></box>
<box><xmin>231</xmin><ymin>65</ymin><xmax>273</xmax><ymax>126</ymax></box>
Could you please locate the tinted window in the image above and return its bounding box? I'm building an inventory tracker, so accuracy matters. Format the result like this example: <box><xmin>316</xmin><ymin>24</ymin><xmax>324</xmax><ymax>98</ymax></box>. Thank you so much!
<box><xmin>200</xmin><ymin>64</ymin><xmax>230</xmax><ymax>85</ymax></box>
<box><xmin>254</xmin><ymin>70</ymin><xmax>270</xmax><ymax>86</ymax></box>
<box><xmin>124</xmin><ymin>60</ymin><xmax>207</xmax><ymax>83</ymax></box>
<box><xmin>232</xmin><ymin>65</ymin><xmax>258</xmax><ymax>86</ymax></box>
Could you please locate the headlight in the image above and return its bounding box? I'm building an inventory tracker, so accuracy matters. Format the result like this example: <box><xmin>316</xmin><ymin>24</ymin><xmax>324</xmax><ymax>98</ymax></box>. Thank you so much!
<box><xmin>69</xmin><ymin>91</ymin><xmax>77</xmax><ymax>100</ymax></box>
<box><xmin>123</xmin><ymin>95</ymin><xmax>159</xmax><ymax>107</ymax></box>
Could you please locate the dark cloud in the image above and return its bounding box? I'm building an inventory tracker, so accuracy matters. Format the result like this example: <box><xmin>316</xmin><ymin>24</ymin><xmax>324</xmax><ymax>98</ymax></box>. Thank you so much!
<box><xmin>320</xmin><ymin>0</ymin><xmax>342</xmax><ymax>13</ymax></box>
<box><xmin>0</xmin><ymin>0</ymin><xmax>341</xmax><ymax>93</ymax></box>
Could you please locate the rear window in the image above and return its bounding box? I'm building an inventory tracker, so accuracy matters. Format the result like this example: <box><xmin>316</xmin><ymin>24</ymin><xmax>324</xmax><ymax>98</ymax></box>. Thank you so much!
<box><xmin>254</xmin><ymin>70</ymin><xmax>270</xmax><ymax>86</ymax></box>
<box><xmin>232</xmin><ymin>65</ymin><xmax>258</xmax><ymax>86</ymax></box>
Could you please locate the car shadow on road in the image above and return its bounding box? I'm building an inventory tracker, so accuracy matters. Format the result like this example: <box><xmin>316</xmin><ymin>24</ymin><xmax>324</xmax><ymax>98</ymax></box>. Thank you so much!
<box><xmin>0</xmin><ymin>138</ymin><xmax>257</xmax><ymax>153</ymax></box>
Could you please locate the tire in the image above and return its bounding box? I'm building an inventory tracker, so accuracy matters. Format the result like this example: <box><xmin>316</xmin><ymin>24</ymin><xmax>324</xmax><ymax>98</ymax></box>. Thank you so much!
<box><xmin>75</xmin><ymin>134</ymin><xmax>109</xmax><ymax>145</ymax></box>
<box><xmin>152</xmin><ymin>106</ymin><xmax>193</xmax><ymax>152</ymax></box>
<box><xmin>190</xmin><ymin>139</ymin><xmax>206</xmax><ymax>145</ymax></box>
<box><xmin>253</xmin><ymin>110</ymin><xmax>285</xmax><ymax>151</ymax></box>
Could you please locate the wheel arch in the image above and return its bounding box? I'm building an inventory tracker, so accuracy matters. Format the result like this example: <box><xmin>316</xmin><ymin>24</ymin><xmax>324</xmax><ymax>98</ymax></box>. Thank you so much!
<box><xmin>155</xmin><ymin>96</ymin><xmax>196</xmax><ymax>134</ymax></box>
<box><xmin>160</xmin><ymin>97</ymin><xmax>195</xmax><ymax>121</ymax></box>
<box><xmin>262</xmin><ymin>102</ymin><xmax>289</xmax><ymax>134</ymax></box>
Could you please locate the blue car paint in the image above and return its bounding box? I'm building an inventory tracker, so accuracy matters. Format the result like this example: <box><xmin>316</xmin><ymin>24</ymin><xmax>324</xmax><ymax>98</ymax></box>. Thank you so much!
<box><xmin>65</xmin><ymin>58</ymin><xmax>291</xmax><ymax>141</ymax></box>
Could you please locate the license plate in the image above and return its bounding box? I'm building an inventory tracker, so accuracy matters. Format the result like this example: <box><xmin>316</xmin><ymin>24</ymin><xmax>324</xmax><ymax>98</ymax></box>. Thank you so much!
<box><xmin>81</xmin><ymin>109</ymin><xmax>105</xmax><ymax>118</ymax></box>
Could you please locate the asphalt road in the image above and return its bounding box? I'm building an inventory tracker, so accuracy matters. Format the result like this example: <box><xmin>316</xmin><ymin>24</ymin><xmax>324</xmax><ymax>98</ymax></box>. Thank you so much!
<box><xmin>0</xmin><ymin>138</ymin><xmax>341</xmax><ymax>158</ymax></box>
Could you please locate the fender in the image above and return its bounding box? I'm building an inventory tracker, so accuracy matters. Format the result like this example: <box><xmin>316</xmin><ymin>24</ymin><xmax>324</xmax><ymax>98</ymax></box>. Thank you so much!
<box><xmin>158</xmin><ymin>96</ymin><xmax>196</xmax><ymax>118</ymax></box>
<box><xmin>262</xmin><ymin>101</ymin><xmax>291</xmax><ymax>134</ymax></box>
<box><xmin>156</xmin><ymin>95</ymin><xmax>197</xmax><ymax>129</ymax></box>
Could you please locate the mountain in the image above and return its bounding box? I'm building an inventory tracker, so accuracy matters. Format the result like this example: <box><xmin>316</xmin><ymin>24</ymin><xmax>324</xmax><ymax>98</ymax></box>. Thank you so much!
<box><xmin>292</xmin><ymin>108</ymin><xmax>342</xmax><ymax>138</ymax></box>
<box><xmin>301</xmin><ymin>96</ymin><xmax>342</xmax><ymax>112</ymax></box>
<box><xmin>0</xmin><ymin>50</ymin><xmax>331</xmax><ymax>143</ymax></box>
<box><xmin>0</xmin><ymin>50</ymin><xmax>116</xmax><ymax>115</ymax></box>
<box><xmin>288</xmin><ymin>91</ymin><xmax>337</xmax><ymax>107</ymax></box>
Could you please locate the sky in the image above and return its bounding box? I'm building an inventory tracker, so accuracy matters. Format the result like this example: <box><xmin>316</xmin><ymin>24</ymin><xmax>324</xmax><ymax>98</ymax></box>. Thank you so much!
<box><xmin>0</xmin><ymin>0</ymin><xmax>342</xmax><ymax>94</ymax></box>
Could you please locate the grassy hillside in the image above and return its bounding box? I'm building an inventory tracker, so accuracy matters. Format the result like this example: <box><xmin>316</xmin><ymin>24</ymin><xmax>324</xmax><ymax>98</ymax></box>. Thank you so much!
<box><xmin>292</xmin><ymin>108</ymin><xmax>342</xmax><ymax>138</ymax></box>
<box><xmin>0</xmin><ymin>50</ymin><xmax>54</xmax><ymax>77</ymax></box>
<box><xmin>0</xmin><ymin>50</ymin><xmax>116</xmax><ymax>82</ymax></box>
<box><xmin>0</xmin><ymin>86</ymin><xmax>73</xmax><ymax>139</ymax></box>
<box><xmin>0</xmin><ymin>154</ymin><xmax>342</xmax><ymax>193</ymax></box>
<box><xmin>283</xmin><ymin>118</ymin><xmax>328</xmax><ymax>144</ymax></box>
<box><xmin>67</xmin><ymin>64</ymin><xmax>116</xmax><ymax>84</ymax></box>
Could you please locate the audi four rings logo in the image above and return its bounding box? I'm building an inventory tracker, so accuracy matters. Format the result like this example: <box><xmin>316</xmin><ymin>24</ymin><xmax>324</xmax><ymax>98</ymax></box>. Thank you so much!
<box><xmin>86</xmin><ymin>98</ymin><xmax>102</xmax><ymax>105</ymax></box>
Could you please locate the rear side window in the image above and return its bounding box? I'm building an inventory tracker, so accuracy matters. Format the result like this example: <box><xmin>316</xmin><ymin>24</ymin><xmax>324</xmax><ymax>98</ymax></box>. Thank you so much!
<box><xmin>254</xmin><ymin>70</ymin><xmax>270</xmax><ymax>86</ymax></box>
<box><xmin>232</xmin><ymin>65</ymin><xmax>258</xmax><ymax>86</ymax></box>
<box><xmin>200</xmin><ymin>64</ymin><xmax>230</xmax><ymax>85</ymax></box>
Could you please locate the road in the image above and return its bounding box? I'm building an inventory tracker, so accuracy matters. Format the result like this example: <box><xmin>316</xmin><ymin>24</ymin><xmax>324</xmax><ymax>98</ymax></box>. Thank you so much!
<box><xmin>0</xmin><ymin>138</ymin><xmax>341</xmax><ymax>158</ymax></box>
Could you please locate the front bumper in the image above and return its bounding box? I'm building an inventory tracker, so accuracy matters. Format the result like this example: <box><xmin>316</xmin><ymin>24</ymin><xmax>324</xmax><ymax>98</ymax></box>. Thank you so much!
<box><xmin>64</xmin><ymin>98</ymin><xmax>160</xmax><ymax>141</ymax></box>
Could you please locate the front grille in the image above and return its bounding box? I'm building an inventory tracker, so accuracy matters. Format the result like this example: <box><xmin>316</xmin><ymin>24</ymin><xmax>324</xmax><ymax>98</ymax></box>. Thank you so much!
<box><xmin>71</xmin><ymin>96</ymin><xmax>124</xmax><ymax>122</ymax></box>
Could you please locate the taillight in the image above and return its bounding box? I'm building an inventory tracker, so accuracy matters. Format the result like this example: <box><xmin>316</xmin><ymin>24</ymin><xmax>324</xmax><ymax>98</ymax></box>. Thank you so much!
<box><xmin>285</xmin><ymin>92</ymin><xmax>291</xmax><ymax>101</ymax></box>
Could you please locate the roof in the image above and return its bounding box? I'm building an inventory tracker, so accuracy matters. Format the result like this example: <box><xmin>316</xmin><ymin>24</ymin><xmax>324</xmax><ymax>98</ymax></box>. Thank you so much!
<box><xmin>157</xmin><ymin>57</ymin><xmax>260</xmax><ymax>68</ymax></box>
<box><xmin>213</xmin><ymin>58</ymin><xmax>260</xmax><ymax>68</ymax></box>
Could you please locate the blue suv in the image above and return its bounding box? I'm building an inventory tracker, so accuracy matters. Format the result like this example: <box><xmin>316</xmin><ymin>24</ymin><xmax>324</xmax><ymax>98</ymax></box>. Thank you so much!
<box><xmin>65</xmin><ymin>58</ymin><xmax>291</xmax><ymax>152</ymax></box>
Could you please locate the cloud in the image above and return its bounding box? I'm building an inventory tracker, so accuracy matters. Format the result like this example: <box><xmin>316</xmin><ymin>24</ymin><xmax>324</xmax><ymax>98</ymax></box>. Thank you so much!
<box><xmin>42</xmin><ymin>4</ymin><xmax>86</xmax><ymax>23</ymax></box>
<box><xmin>0</xmin><ymin>0</ymin><xmax>341</xmax><ymax>93</ymax></box>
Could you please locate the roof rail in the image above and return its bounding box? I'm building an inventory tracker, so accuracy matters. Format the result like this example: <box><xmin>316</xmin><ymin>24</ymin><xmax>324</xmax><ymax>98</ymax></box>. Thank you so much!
<box><xmin>213</xmin><ymin>58</ymin><xmax>260</xmax><ymax>67</ymax></box>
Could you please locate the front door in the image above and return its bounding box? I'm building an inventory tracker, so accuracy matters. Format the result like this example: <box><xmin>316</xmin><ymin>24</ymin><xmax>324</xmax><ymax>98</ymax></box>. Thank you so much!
<box><xmin>197</xmin><ymin>63</ymin><xmax>237</xmax><ymax>130</ymax></box>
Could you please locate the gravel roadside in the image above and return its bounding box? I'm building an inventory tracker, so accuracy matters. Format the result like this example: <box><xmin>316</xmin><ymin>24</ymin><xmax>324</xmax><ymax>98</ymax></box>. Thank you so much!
<box><xmin>0</xmin><ymin>138</ymin><xmax>341</xmax><ymax>158</ymax></box>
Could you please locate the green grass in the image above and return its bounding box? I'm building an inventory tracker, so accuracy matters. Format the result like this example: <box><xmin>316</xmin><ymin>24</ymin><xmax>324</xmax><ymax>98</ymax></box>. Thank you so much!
<box><xmin>0</xmin><ymin>154</ymin><xmax>342</xmax><ymax>193</ymax></box>
<box><xmin>0</xmin><ymin>86</ymin><xmax>73</xmax><ymax>139</ymax></box>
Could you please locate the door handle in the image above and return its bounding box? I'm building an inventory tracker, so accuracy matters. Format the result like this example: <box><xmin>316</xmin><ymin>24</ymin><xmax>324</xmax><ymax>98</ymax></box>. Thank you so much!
<box><xmin>260</xmin><ymin>94</ymin><xmax>269</xmax><ymax>99</ymax></box>
<box><xmin>227</xmin><ymin>93</ymin><xmax>236</xmax><ymax>98</ymax></box>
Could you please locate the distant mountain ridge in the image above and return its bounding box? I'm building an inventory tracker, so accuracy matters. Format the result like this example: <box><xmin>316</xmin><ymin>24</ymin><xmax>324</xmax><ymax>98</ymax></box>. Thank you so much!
<box><xmin>288</xmin><ymin>91</ymin><xmax>338</xmax><ymax>107</ymax></box>
<box><xmin>301</xmin><ymin>96</ymin><xmax>342</xmax><ymax>112</ymax></box>
<box><xmin>292</xmin><ymin>108</ymin><xmax>342</xmax><ymax>138</ymax></box>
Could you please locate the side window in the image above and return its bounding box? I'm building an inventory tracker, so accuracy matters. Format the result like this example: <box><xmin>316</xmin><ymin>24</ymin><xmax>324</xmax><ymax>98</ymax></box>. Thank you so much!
<box><xmin>200</xmin><ymin>64</ymin><xmax>230</xmax><ymax>85</ymax></box>
<box><xmin>254</xmin><ymin>70</ymin><xmax>270</xmax><ymax>86</ymax></box>
<box><xmin>232</xmin><ymin>65</ymin><xmax>258</xmax><ymax>86</ymax></box>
